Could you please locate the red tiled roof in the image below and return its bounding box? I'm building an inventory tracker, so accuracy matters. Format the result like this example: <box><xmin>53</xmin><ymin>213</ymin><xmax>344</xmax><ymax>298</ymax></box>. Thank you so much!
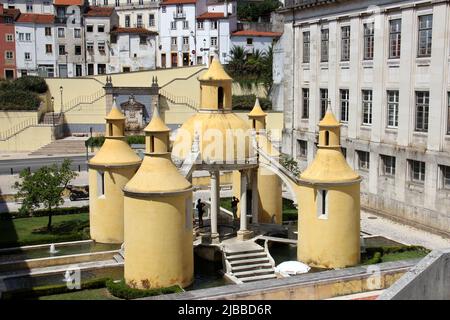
<box><xmin>111</xmin><ymin>27</ymin><xmax>158</xmax><ymax>35</ymax></box>
<box><xmin>196</xmin><ymin>12</ymin><xmax>226</xmax><ymax>20</ymax></box>
<box><xmin>161</xmin><ymin>0</ymin><xmax>196</xmax><ymax>4</ymax></box>
<box><xmin>53</xmin><ymin>0</ymin><xmax>85</xmax><ymax>5</ymax></box>
<box><xmin>231</xmin><ymin>30</ymin><xmax>283</xmax><ymax>37</ymax></box>
<box><xmin>84</xmin><ymin>6</ymin><xmax>115</xmax><ymax>17</ymax></box>
<box><xmin>16</xmin><ymin>13</ymin><xmax>55</xmax><ymax>24</ymax></box>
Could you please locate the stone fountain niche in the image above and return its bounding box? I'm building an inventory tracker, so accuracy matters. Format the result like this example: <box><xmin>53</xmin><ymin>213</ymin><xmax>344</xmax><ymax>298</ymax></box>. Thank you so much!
<box><xmin>120</xmin><ymin>94</ymin><xmax>145</xmax><ymax>134</ymax></box>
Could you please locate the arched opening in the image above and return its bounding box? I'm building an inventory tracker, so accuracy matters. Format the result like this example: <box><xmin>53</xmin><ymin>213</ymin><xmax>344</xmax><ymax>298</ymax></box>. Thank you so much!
<box><xmin>218</xmin><ymin>87</ymin><xmax>224</xmax><ymax>109</ymax></box>
<box><xmin>252</xmin><ymin>119</ymin><xmax>256</xmax><ymax>129</ymax></box>
<box><xmin>108</xmin><ymin>123</ymin><xmax>113</xmax><ymax>136</ymax></box>
<box><xmin>325</xmin><ymin>131</ymin><xmax>329</xmax><ymax>146</ymax></box>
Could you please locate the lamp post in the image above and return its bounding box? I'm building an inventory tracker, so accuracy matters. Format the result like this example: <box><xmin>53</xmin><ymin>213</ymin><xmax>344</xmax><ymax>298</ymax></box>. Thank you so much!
<box><xmin>51</xmin><ymin>96</ymin><xmax>55</xmax><ymax>127</ymax></box>
<box><xmin>203</xmin><ymin>38</ymin><xmax>206</xmax><ymax>65</ymax></box>
<box><xmin>59</xmin><ymin>86</ymin><xmax>63</xmax><ymax>113</ymax></box>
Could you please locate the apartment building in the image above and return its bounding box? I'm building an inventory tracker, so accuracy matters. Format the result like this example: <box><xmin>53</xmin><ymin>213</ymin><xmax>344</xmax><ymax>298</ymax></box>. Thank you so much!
<box><xmin>54</xmin><ymin>0</ymin><xmax>87</xmax><ymax>77</ymax></box>
<box><xmin>0</xmin><ymin>4</ymin><xmax>20</xmax><ymax>79</ymax></box>
<box><xmin>84</xmin><ymin>6</ymin><xmax>118</xmax><ymax>75</ymax></box>
<box><xmin>278</xmin><ymin>0</ymin><xmax>450</xmax><ymax>236</ymax></box>
<box><xmin>0</xmin><ymin>0</ymin><xmax>54</xmax><ymax>14</ymax></box>
<box><xmin>230</xmin><ymin>29</ymin><xmax>281</xmax><ymax>55</ymax></box>
<box><xmin>14</xmin><ymin>12</ymin><xmax>56</xmax><ymax>77</ymax></box>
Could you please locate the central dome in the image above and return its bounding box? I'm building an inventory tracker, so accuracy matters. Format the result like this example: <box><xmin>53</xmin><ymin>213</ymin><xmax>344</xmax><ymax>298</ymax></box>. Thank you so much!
<box><xmin>172</xmin><ymin>55</ymin><xmax>252</xmax><ymax>164</ymax></box>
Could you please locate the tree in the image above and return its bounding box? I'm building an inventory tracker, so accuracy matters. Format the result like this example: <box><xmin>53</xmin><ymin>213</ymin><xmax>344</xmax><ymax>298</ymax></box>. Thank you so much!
<box><xmin>13</xmin><ymin>159</ymin><xmax>78</xmax><ymax>230</ymax></box>
<box><xmin>228</xmin><ymin>45</ymin><xmax>247</xmax><ymax>74</ymax></box>
<box><xmin>261</xmin><ymin>45</ymin><xmax>274</xmax><ymax>94</ymax></box>
<box><xmin>280</xmin><ymin>154</ymin><xmax>300</xmax><ymax>177</ymax></box>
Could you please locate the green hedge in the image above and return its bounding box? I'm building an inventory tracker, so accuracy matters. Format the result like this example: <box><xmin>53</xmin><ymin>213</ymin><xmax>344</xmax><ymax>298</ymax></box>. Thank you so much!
<box><xmin>85</xmin><ymin>135</ymin><xmax>145</xmax><ymax>148</ymax></box>
<box><xmin>232</xmin><ymin>94</ymin><xmax>272</xmax><ymax>111</ymax></box>
<box><xmin>0</xmin><ymin>89</ymin><xmax>41</xmax><ymax>111</ymax></box>
<box><xmin>1</xmin><ymin>277</ymin><xmax>108</xmax><ymax>300</ymax></box>
<box><xmin>106</xmin><ymin>279</ymin><xmax>183</xmax><ymax>300</ymax></box>
<box><xmin>0</xmin><ymin>205</ymin><xmax>89</xmax><ymax>220</ymax></box>
<box><xmin>13</xmin><ymin>76</ymin><xmax>48</xmax><ymax>94</ymax></box>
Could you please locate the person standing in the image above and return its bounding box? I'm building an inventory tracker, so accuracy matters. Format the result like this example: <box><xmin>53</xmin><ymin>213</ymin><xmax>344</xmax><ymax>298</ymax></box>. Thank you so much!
<box><xmin>196</xmin><ymin>199</ymin><xmax>205</xmax><ymax>227</ymax></box>
<box><xmin>231</xmin><ymin>196</ymin><xmax>239</xmax><ymax>221</ymax></box>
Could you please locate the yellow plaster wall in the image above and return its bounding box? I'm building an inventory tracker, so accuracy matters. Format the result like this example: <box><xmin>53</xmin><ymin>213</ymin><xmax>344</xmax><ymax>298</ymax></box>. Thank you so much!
<box><xmin>0</xmin><ymin>125</ymin><xmax>53</xmax><ymax>152</ymax></box>
<box><xmin>124</xmin><ymin>193</ymin><xmax>194</xmax><ymax>289</ymax></box>
<box><xmin>297</xmin><ymin>184</ymin><xmax>361</xmax><ymax>269</ymax></box>
<box><xmin>89</xmin><ymin>166</ymin><xmax>138</xmax><ymax>244</ymax></box>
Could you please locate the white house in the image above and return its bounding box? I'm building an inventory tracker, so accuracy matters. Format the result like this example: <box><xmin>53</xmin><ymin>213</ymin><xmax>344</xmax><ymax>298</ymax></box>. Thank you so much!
<box><xmin>109</xmin><ymin>27</ymin><xmax>157</xmax><ymax>72</ymax></box>
<box><xmin>15</xmin><ymin>13</ymin><xmax>57</xmax><ymax>77</ymax></box>
<box><xmin>84</xmin><ymin>6</ymin><xmax>119</xmax><ymax>75</ymax></box>
<box><xmin>230</xmin><ymin>29</ymin><xmax>281</xmax><ymax>56</ymax></box>
<box><xmin>0</xmin><ymin>0</ymin><xmax>54</xmax><ymax>14</ymax></box>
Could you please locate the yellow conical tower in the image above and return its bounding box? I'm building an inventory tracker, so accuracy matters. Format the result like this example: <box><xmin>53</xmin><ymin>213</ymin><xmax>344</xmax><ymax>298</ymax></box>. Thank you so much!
<box><xmin>297</xmin><ymin>103</ymin><xmax>361</xmax><ymax>269</ymax></box>
<box><xmin>88</xmin><ymin>99</ymin><xmax>141</xmax><ymax>244</ymax></box>
<box><xmin>123</xmin><ymin>106</ymin><xmax>194</xmax><ymax>289</ymax></box>
<box><xmin>248</xmin><ymin>98</ymin><xmax>267</xmax><ymax>131</ymax></box>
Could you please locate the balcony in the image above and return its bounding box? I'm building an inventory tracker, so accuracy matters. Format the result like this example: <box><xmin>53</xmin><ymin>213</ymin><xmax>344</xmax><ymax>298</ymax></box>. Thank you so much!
<box><xmin>173</xmin><ymin>11</ymin><xmax>186</xmax><ymax>19</ymax></box>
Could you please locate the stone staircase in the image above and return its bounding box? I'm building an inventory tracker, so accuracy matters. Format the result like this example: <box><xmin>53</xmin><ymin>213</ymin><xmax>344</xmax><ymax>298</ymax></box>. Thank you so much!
<box><xmin>29</xmin><ymin>138</ymin><xmax>88</xmax><ymax>156</ymax></box>
<box><xmin>223</xmin><ymin>241</ymin><xmax>277</xmax><ymax>284</ymax></box>
<box><xmin>40</xmin><ymin>112</ymin><xmax>63</xmax><ymax>125</ymax></box>
<box><xmin>113</xmin><ymin>248</ymin><xmax>124</xmax><ymax>263</ymax></box>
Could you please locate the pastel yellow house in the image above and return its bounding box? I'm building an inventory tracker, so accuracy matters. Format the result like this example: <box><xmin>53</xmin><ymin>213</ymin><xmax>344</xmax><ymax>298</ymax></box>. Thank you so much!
<box><xmin>88</xmin><ymin>100</ymin><xmax>141</xmax><ymax>244</ymax></box>
<box><xmin>297</xmin><ymin>105</ymin><xmax>361</xmax><ymax>269</ymax></box>
<box><xmin>123</xmin><ymin>107</ymin><xmax>194</xmax><ymax>289</ymax></box>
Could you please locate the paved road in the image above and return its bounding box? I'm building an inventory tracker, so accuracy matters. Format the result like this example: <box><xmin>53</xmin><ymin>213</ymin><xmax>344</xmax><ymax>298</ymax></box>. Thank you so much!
<box><xmin>0</xmin><ymin>154</ymin><xmax>93</xmax><ymax>175</ymax></box>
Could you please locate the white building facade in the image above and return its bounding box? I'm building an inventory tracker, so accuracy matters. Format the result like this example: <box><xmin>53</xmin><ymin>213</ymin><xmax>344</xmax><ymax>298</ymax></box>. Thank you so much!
<box><xmin>279</xmin><ymin>0</ymin><xmax>450</xmax><ymax>236</ymax></box>
<box><xmin>15</xmin><ymin>13</ymin><xmax>57</xmax><ymax>77</ymax></box>
<box><xmin>230</xmin><ymin>30</ymin><xmax>281</xmax><ymax>55</ymax></box>
<box><xmin>0</xmin><ymin>0</ymin><xmax>54</xmax><ymax>14</ymax></box>
<box><xmin>109</xmin><ymin>27</ymin><xmax>157</xmax><ymax>72</ymax></box>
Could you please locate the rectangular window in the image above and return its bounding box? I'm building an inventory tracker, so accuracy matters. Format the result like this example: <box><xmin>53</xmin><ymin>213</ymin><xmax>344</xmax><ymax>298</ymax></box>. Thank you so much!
<box><xmin>75</xmin><ymin>45</ymin><xmax>81</xmax><ymax>55</ymax></box>
<box><xmin>211</xmin><ymin>21</ymin><xmax>218</xmax><ymax>30</ymax></box>
<box><xmin>98</xmin><ymin>25</ymin><xmax>105</xmax><ymax>33</ymax></box>
<box><xmin>317</xmin><ymin>190</ymin><xmax>328</xmax><ymax>219</ymax></box>
<box><xmin>5</xmin><ymin>34</ymin><xmax>13</xmax><ymax>42</ymax></box>
<box><xmin>298</xmin><ymin>140</ymin><xmax>308</xmax><ymax>158</ymax></box>
<box><xmin>363</xmin><ymin>22</ymin><xmax>374</xmax><ymax>60</ymax></box>
<box><xmin>136</xmin><ymin>15</ymin><xmax>142</xmax><ymax>28</ymax></box>
<box><xmin>45</xmin><ymin>27</ymin><xmax>52</xmax><ymax>36</ymax></box>
<box><xmin>139</xmin><ymin>36</ymin><xmax>147</xmax><ymax>45</ymax></box>
<box><xmin>357</xmin><ymin>150</ymin><xmax>370</xmax><ymax>171</ymax></box>
<box><xmin>341</xmin><ymin>147</ymin><xmax>347</xmax><ymax>158</ymax></box>
<box><xmin>149</xmin><ymin>14</ymin><xmax>155</xmax><ymax>27</ymax></box>
<box><xmin>320</xmin><ymin>89</ymin><xmax>328</xmax><ymax>119</ymax></box>
<box><xmin>381</xmin><ymin>155</ymin><xmax>396</xmax><ymax>176</ymax></box>
<box><xmin>341</xmin><ymin>26</ymin><xmax>350</xmax><ymax>61</ymax></box>
<box><xmin>58</xmin><ymin>27</ymin><xmax>65</xmax><ymax>37</ymax></box>
<box><xmin>418</xmin><ymin>15</ymin><xmax>432</xmax><ymax>57</ymax></box>
<box><xmin>362</xmin><ymin>90</ymin><xmax>373</xmax><ymax>125</ymax></box>
<box><xmin>211</xmin><ymin>37</ymin><xmax>217</xmax><ymax>46</ymax></box>
<box><xmin>246</xmin><ymin>38</ymin><xmax>253</xmax><ymax>45</ymax></box>
<box><xmin>409</xmin><ymin>160</ymin><xmax>426</xmax><ymax>183</ymax></box>
<box><xmin>171</xmin><ymin>21</ymin><xmax>177</xmax><ymax>30</ymax></box>
<box><xmin>125</xmin><ymin>15</ymin><xmax>130</xmax><ymax>28</ymax></box>
<box><xmin>415</xmin><ymin>91</ymin><xmax>429</xmax><ymax>132</ymax></box>
<box><xmin>5</xmin><ymin>51</ymin><xmax>13</xmax><ymax>60</ymax></box>
<box><xmin>25</xmin><ymin>52</ymin><xmax>31</xmax><ymax>60</ymax></box>
<box><xmin>86</xmin><ymin>43</ymin><xmax>93</xmax><ymax>54</ymax></box>
<box><xmin>59</xmin><ymin>45</ymin><xmax>66</xmax><ymax>55</ymax></box>
<box><xmin>45</xmin><ymin>44</ymin><xmax>52</xmax><ymax>54</ymax></box>
<box><xmin>26</xmin><ymin>3</ymin><xmax>32</xmax><ymax>12</ymax></box>
<box><xmin>171</xmin><ymin>37</ymin><xmax>177</xmax><ymax>46</ymax></box>
<box><xmin>183</xmin><ymin>36</ymin><xmax>189</xmax><ymax>45</ymax></box>
<box><xmin>103</xmin><ymin>0</ymin><xmax>108</xmax><ymax>5</ymax></box>
<box><xmin>176</xmin><ymin>4</ymin><xmax>183</xmax><ymax>14</ymax></box>
<box><xmin>18</xmin><ymin>33</ymin><xmax>24</xmax><ymax>41</ymax></box>
<box><xmin>26</xmin><ymin>33</ymin><xmax>31</xmax><ymax>41</ymax></box>
<box><xmin>74</xmin><ymin>28</ymin><xmax>81</xmax><ymax>38</ymax></box>
<box><xmin>303</xmin><ymin>31</ymin><xmax>310</xmax><ymax>63</ymax></box>
<box><xmin>162</xmin><ymin>6</ymin><xmax>166</xmax><ymax>13</ymax></box>
<box><xmin>98</xmin><ymin>42</ymin><xmax>106</xmax><ymax>53</ymax></box>
<box><xmin>389</xmin><ymin>19</ymin><xmax>401</xmax><ymax>59</ymax></box>
<box><xmin>197</xmin><ymin>21</ymin><xmax>204</xmax><ymax>29</ymax></box>
<box><xmin>302</xmin><ymin>88</ymin><xmax>309</xmax><ymax>119</ymax></box>
<box><xmin>440</xmin><ymin>165</ymin><xmax>450</xmax><ymax>190</ymax></box>
<box><xmin>340</xmin><ymin>89</ymin><xmax>349</xmax><ymax>123</ymax></box>
<box><xmin>115</xmin><ymin>0</ymin><xmax>119</xmax><ymax>6</ymax></box>
<box><xmin>321</xmin><ymin>28</ymin><xmax>329</xmax><ymax>62</ymax></box>
<box><xmin>387</xmin><ymin>90</ymin><xmax>399</xmax><ymax>128</ymax></box>
<box><xmin>183</xmin><ymin>20</ymin><xmax>189</xmax><ymax>30</ymax></box>
<box><xmin>97</xmin><ymin>171</ymin><xmax>105</xmax><ymax>197</ymax></box>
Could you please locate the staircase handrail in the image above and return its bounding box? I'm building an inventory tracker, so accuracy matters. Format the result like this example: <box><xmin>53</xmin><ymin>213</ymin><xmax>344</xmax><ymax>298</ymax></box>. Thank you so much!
<box><xmin>160</xmin><ymin>88</ymin><xmax>199</xmax><ymax>111</ymax></box>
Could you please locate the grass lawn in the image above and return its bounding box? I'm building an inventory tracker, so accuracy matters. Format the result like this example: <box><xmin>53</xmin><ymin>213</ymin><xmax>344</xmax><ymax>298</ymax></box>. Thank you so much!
<box><xmin>37</xmin><ymin>288</ymin><xmax>119</xmax><ymax>300</ymax></box>
<box><xmin>0</xmin><ymin>213</ymin><xmax>89</xmax><ymax>248</ymax></box>
<box><xmin>380</xmin><ymin>249</ymin><xmax>429</xmax><ymax>262</ymax></box>
<box><xmin>361</xmin><ymin>246</ymin><xmax>430</xmax><ymax>265</ymax></box>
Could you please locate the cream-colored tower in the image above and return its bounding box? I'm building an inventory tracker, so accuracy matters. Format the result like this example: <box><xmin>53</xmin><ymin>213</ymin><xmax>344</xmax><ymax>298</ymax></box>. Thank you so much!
<box><xmin>248</xmin><ymin>99</ymin><xmax>282</xmax><ymax>224</ymax></box>
<box><xmin>88</xmin><ymin>100</ymin><xmax>141</xmax><ymax>244</ymax></box>
<box><xmin>297</xmin><ymin>106</ymin><xmax>361</xmax><ymax>269</ymax></box>
<box><xmin>123</xmin><ymin>107</ymin><xmax>194</xmax><ymax>289</ymax></box>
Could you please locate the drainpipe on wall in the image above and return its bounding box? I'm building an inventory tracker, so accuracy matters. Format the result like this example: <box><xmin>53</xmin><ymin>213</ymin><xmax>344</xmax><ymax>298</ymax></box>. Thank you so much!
<box><xmin>291</xmin><ymin>8</ymin><xmax>295</xmax><ymax>156</ymax></box>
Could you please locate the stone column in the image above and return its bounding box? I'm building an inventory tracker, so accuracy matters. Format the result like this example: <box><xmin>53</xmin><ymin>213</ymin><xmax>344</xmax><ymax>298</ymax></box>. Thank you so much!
<box><xmin>210</xmin><ymin>170</ymin><xmax>220</xmax><ymax>243</ymax></box>
<box><xmin>237</xmin><ymin>170</ymin><xmax>253</xmax><ymax>241</ymax></box>
<box><xmin>251</xmin><ymin>168</ymin><xmax>259</xmax><ymax>225</ymax></box>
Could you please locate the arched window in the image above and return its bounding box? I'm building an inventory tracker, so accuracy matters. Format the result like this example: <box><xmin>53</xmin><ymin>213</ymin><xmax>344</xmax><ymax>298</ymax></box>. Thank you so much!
<box><xmin>325</xmin><ymin>130</ymin><xmax>329</xmax><ymax>146</ymax></box>
<box><xmin>218</xmin><ymin>87</ymin><xmax>224</xmax><ymax>109</ymax></box>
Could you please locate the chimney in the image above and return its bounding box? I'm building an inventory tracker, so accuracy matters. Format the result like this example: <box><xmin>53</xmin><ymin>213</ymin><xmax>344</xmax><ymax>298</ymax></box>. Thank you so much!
<box><xmin>224</xmin><ymin>0</ymin><xmax>228</xmax><ymax>18</ymax></box>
